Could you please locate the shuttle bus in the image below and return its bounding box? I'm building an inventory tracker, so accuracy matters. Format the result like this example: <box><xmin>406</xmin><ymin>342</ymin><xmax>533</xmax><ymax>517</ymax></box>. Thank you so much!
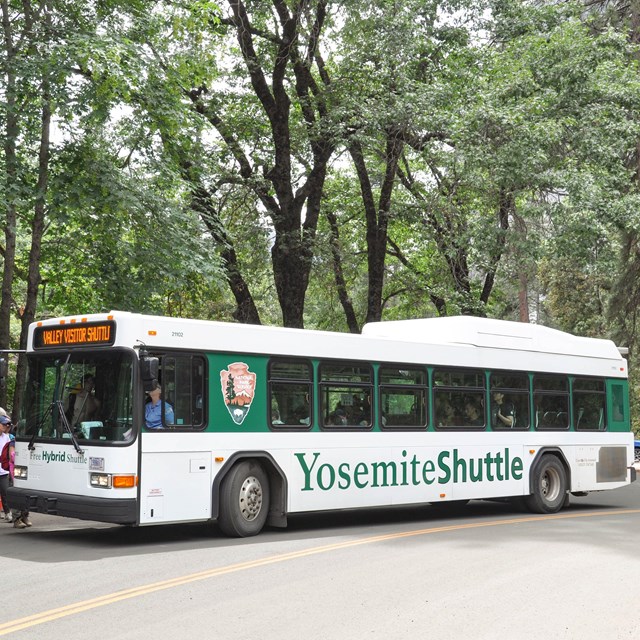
<box><xmin>8</xmin><ymin>311</ymin><xmax>636</xmax><ymax>536</ymax></box>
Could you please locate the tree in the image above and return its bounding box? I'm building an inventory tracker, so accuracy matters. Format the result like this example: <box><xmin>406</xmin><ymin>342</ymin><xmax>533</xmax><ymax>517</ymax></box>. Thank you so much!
<box><xmin>1</xmin><ymin>1</ymin><xmax>228</xmax><ymax>413</ymax></box>
<box><xmin>183</xmin><ymin>0</ymin><xmax>337</xmax><ymax>328</ymax></box>
<box><xmin>1</xmin><ymin>0</ymin><xmax>66</xmax><ymax>410</ymax></box>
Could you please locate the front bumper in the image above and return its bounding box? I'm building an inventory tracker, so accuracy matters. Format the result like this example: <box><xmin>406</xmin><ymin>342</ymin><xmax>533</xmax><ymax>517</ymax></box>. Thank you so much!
<box><xmin>7</xmin><ymin>486</ymin><xmax>137</xmax><ymax>524</ymax></box>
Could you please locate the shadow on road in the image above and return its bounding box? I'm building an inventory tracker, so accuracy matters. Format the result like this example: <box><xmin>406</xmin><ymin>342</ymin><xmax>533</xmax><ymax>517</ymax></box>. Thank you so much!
<box><xmin>1</xmin><ymin>482</ymin><xmax>638</xmax><ymax>564</ymax></box>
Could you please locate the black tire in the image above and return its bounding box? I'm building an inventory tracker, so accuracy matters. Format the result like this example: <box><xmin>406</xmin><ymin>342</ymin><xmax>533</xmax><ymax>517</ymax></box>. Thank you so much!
<box><xmin>524</xmin><ymin>455</ymin><xmax>567</xmax><ymax>514</ymax></box>
<box><xmin>217</xmin><ymin>460</ymin><xmax>270</xmax><ymax>537</ymax></box>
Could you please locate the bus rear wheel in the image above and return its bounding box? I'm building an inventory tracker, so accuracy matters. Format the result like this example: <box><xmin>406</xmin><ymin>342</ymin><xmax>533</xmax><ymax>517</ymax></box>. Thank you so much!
<box><xmin>218</xmin><ymin>460</ymin><xmax>270</xmax><ymax>537</ymax></box>
<box><xmin>525</xmin><ymin>455</ymin><xmax>567</xmax><ymax>514</ymax></box>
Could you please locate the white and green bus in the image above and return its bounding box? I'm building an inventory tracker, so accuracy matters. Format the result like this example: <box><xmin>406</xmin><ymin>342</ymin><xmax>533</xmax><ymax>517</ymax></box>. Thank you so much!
<box><xmin>8</xmin><ymin>311</ymin><xmax>637</xmax><ymax>536</ymax></box>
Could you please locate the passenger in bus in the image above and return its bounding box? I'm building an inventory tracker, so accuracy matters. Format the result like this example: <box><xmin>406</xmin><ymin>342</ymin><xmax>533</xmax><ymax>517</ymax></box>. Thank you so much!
<box><xmin>327</xmin><ymin>408</ymin><xmax>347</xmax><ymax>426</ymax></box>
<box><xmin>296</xmin><ymin>393</ymin><xmax>311</xmax><ymax>425</ymax></box>
<box><xmin>356</xmin><ymin>395</ymin><xmax>371</xmax><ymax>426</ymax></box>
<box><xmin>145</xmin><ymin>382</ymin><xmax>175</xmax><ymax>429</ymax></box>
<box><xmin>491</xmin><ymin>391</ymin><xmax>514</xmax><ymax>428</ymax></box>
<box><xmin>66</xmin><ymin>375</ymin><xmax>100</xmax><ymax>428</ymax></box>
<box><xmin>464</xmin><ymin>400</ymin><xmax>484</xmax><ymax>427</ymax></box>
<box><xmin>435</xmin><ymin>396</ymin><xmax>455</xmax><ymax>427</ymax></box>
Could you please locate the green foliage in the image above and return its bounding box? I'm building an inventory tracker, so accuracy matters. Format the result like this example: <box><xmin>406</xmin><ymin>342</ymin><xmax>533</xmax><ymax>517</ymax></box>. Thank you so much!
<box><xmin>4</xmin><ymin>0</ymin><xmax>640</xmax><ymax>423</ymax></box>
<box><xmin>39</xmin><ymin>140</ymin><xmax>224</xmax><ymax>316</ymax></box>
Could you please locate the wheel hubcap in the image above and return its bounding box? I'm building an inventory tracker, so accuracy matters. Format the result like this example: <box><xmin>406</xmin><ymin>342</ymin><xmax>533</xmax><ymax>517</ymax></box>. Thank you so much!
<box><xmin>541</xmin><ymin>468</ymin><xmax>560</xmax><ymax>502</ymax></box>
<box><xmin>239</xmin><ymin>475</ymin><xmax>263</xmax><ymax>522</ymax></box>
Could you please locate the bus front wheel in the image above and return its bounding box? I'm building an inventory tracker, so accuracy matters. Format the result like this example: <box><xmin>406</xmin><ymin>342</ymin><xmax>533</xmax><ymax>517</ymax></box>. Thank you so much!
<box><xmin>218</xmin><ymin>460</ymin><xmax>270</xmax><ymax>537</ymax></box>
<box><xmin>525</xmin><ymin>455</ymin><xmax>567</xmax><ymax>514</ymax></box>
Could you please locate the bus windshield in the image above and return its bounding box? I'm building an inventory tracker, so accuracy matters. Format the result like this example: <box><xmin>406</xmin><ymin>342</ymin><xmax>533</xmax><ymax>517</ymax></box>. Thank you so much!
<box><xmin>17</xmin><ymin>349</ymin><xmax>135</xmax><ymax>443</ymax></box>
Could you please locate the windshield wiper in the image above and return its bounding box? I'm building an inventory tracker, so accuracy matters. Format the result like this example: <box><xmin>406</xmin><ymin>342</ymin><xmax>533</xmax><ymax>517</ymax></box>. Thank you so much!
<box><xmin>28</xmin><ymin>400</ymin><xmax>84</xmax><ymax>455</ymax></box>
<box><xmin>28</xmin><ymin>402</ymin><xmax>52</xmax><ymax>451</ymax></box>
<box><xmin>55</xmin><ymin>399</ymin><xmax>83</xmax><ymax>454</ymax></box>
<box><xmin>28</xmin><ymin>354</ymin><xmax>74</xmax><ymax>451</ymax></box>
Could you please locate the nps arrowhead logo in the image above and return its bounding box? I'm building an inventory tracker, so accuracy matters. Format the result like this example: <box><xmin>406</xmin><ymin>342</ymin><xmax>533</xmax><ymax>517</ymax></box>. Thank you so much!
<box><xmin>220</xmin><ymin>362</ymin><xmax>256</xmax><ymax>425</ymax></box>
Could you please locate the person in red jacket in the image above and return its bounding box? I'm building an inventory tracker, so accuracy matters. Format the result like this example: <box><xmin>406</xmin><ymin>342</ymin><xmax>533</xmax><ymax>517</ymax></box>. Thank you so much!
<box><xmin>0</xmin><ymin>411</ymin><xmax>31</xmax><ymax>528</ymax></box>
<box><xmin>0</xmin><ymin>414</ymin><xmax>14</xmax><ymax>522</ymax></box>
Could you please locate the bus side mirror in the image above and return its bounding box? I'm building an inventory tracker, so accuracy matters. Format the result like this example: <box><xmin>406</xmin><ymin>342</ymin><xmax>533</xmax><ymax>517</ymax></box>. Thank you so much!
<box><xmin>140</xmin><ymin>356</ymin><xmax>159</xmax><ymax>392</ymax></box>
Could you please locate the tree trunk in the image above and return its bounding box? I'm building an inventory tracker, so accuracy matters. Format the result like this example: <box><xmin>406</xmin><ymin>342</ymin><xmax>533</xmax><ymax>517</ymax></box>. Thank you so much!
<box><xmin>350</xmin><ymin>132</ymin><xmax>403</xmax><ymax>325</ymax></box>
<box><xmin>192</xmin><ymin>186</ymin><xmax>262</xmax><ymax>325</ymax></box>
<box><xmin>326</xmin><ymin>210</ymin><xmax>360</xmax><ymax>333</ymax></box>
<box><xmin>0</xmin><ymin>0</ymin><xmax>19</xmax><ymax>409</ymax></box>
<box><xmin>13</xmin><ymin>24</ymin><xmax>51</xmax><ymax>418</ymax></box>
<box><xmin>479</xmin><ymin>187</ymin><xmax>513</xmax><ymax>309</ymax></box>
<box><xmin>518</xmin><ymin>272</ymin><xmax>529</xmax><ymax>322</ymax></box>
<box><xmin>210</xmin><ymin>0</ymin><xmax>333</xmax><ymax>328</ymax></box>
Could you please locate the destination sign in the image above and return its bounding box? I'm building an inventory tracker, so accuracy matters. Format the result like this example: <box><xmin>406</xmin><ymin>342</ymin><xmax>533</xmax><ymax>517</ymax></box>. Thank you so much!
<box><xmin>33</xmin><ymin>321</ymin><xmax>116</xmax><ymax>349</ymax></box>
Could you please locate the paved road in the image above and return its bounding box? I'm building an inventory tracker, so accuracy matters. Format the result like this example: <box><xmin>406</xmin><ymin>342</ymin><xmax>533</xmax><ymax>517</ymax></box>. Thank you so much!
<box><xmin>1</xmin><ymin>483</ymin><xmax>639</xmax><ymax>640</ymax></box>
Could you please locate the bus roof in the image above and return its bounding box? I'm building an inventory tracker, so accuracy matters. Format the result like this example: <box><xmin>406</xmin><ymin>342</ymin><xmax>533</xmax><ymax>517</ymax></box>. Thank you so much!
<box><xmin>29</xmin><ymin>311</ymin><xmax>627</xmax><ymax>378</ymax></box>
<box><xmin>361</xmin><ymin>316</ymin><xmax>618</xmax><ymax>357</ymax></box>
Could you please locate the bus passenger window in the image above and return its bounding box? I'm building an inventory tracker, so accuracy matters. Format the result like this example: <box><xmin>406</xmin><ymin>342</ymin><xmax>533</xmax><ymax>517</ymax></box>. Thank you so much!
<box><xmin>268</xmin><ymin>360</ymin><xmax>312</xmax><ymax>429</ymax></box>
<box><xmin>490</xmin><ymin>374</ymin><xmax>530</xmax><ymax>430</ymax></box>
<box><xmin>533</xmin><ymin>375</ymin><xmax>569</xmax><ymax>430</ymax></box>
<box><xmin>433</xmin><ymin>369</ymin><xmax>484</xmax><ymax>429</ymax></box>
<box><xmin>319</xmin><ymin>363</ymin><xmax>372</xmax><ymax>429</ymax></box>
<box><xmin>610</xmin><ymin>383</ymin><xmax>626</xmax><ymax>425</ymax></box>
<box><xmin>379</xmin><ymin>366</ymin><xmax>427</xmax><ymax>429</ymax></box>
<box><xmin>573</xmin><ymin>378</ymin><xmax>606</xmax><ymax>430</ymax></box>
<box><xmin>160</xmin><ymin>355</ymin><xmax>206</xmax><ymax>430</ymax></box>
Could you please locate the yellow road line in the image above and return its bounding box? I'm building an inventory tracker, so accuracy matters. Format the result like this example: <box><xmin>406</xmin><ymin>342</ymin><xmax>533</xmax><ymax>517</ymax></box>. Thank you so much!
<box><xmin>1</xmin><ymin>508</ymin><xmax>639</xmax><ymax>635</ymax></box>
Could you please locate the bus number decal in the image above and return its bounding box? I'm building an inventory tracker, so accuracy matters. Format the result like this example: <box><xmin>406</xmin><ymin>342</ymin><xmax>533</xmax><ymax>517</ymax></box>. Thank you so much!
<box><xmin>220</xmin><ymin>362</ymin><xmax>256</xmax><ymax>425</ymax></box>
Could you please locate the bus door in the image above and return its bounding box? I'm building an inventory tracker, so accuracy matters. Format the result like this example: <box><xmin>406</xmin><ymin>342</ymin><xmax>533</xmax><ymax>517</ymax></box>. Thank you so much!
<box><xmin>138</xmin><ymin>352</ymin><xmax>210</xmax><ymax>524</ymax></box>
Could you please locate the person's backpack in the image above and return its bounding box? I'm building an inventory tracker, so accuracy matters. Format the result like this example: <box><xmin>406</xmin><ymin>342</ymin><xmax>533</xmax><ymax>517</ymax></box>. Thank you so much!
<box><xmin>0</xmin><ymin>440</ymin><xmax>12</xmax><ymax>471</ymax></box>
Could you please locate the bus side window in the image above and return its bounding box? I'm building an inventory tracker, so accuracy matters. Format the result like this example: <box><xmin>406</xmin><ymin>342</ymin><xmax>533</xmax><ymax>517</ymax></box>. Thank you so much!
<box><xmin>269</xmin><ymin>360</ymin><xmax>312</xmax><ymax>429</ymax></box>
<box><xmin>573</xmin><ymin>378</ymin><xmax>606</xmax><ymax>430</ymax></box>
<box><xmin>319</xmin><ymin>363</ymin><xmax>372</xmax><ymax>429</ymax></box>
<box><xmin>162</xmin><ymin>354</ymin><xmax>206</xmax><ymax>429</ymax></box>
<box><xmin>379</xmin><ymin>366</ymin><xmax>427</xmax><ymax>429</ymax></box>
<box><xmin>490</xmin><ymin>373</ymin><xmax>529</xmax><ymax>430</ymax></box>
<box><xmin>533</xmin><ymin>375</ymin><xmax>569</xmax><ymax>430</ymax></box>
<box><xmin>433</xmin><ymin>368</ymin><xmax>484</xmax><ymax>429</ymax></box>
<box><xmin>610</xmin><ymin>383</ymin><xmax>626</xmax><ymax>426</ymax></box>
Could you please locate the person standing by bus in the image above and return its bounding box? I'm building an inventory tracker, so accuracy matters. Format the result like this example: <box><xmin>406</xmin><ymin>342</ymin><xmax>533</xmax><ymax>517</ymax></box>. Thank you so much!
<box><xmin>0</xmin><ymin>413</ymin><xmax>14</xmax><ymax>522</ymax></box>
<box><xmin>0</xmin><ymin>411</ymin><xmax>31</xmax><ymax>528</ymax></box>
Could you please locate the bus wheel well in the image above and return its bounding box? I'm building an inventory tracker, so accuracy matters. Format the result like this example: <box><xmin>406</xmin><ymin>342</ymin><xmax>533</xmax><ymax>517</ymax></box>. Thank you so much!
<box><xmin>525</xmin><ymin>450</ymin><xmax>570</xmax><ymax>514</ymax></box>
<box><xmin>529</xmin><ymin>448</ymin><xmax>571</xmax><ymax>492</ymax></box>
<box><xmin>213</xmin><ymin>452</ymin><xmax>287</xmax><ymax>530</ymax></box>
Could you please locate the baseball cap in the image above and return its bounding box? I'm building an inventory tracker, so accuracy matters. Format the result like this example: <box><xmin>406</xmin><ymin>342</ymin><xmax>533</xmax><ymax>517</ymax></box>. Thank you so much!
<box><xmin>0</xmin><ymin>415</ymin><xmax>11</xmax><ymax>425</ymax></box>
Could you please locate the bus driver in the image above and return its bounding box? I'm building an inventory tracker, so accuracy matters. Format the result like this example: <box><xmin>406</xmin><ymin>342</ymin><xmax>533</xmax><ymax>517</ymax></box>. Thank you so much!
<box><xmin>145</xmin><ymin>382</ymin><xmax>175</xmax><ymax>429</ymax></box>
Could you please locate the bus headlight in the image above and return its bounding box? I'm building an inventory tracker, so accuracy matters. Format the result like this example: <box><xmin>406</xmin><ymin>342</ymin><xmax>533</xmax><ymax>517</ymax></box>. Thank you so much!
<box><xmin>90</xmin><ymin>473</ymin><xmax>137</xmax><ymax>489</ymax></box>
<box><xmin>13</xmin><ymin>466</ymin><xmax>27</xmax><ymax>480</ymax></box>
<box><xmin>90</xmin><ymin>473</ymin><xmax>112</xmax><ymax>488</ymax></box>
